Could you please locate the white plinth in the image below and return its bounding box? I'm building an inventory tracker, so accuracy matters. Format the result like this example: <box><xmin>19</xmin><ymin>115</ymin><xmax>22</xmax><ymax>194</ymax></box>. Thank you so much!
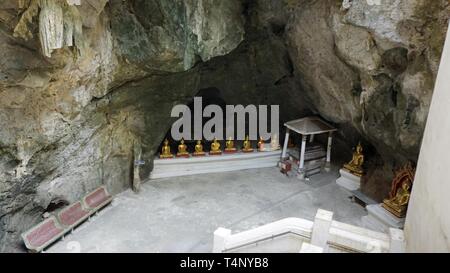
<box><xmin>336</xmin><ymin>169</ymin><xmax>361</xmax><ymax>191</ymax></box>
<box><xmin>150</xmin><ymin>150</ymin><xmax>282</xmax><ymax>179</ymax></box>
<box><xmin>362</xmin><ymin>204</ymin><xmax>405</xmax><ymax>233</ymax></box>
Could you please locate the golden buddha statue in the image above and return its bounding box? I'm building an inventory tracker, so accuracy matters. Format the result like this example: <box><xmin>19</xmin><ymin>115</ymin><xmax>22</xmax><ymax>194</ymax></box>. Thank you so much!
<box><xmin>210</xmin><ymin>138</ymin><xmax>222</xmax><ymax>155</ymax></box>
<box><xmin>242</xmin><ymin>135</ymin><xmax>254</xmax><ymax>153</ymax></box>
<box><xmin>160</xmin><ymin>139</ymin><xmax>174</xmax><ymax>159</ymax></box>
<box><xmin>382</xmin><ymin>181</ymin><xmax>411</xmax><ymax>218</ymax></box>
<box><xmin>257</xmin><ymin>137</ymin><xmax>265</xmax><ymax>151</ymax></box>
<box><xmin>382</xmin><ymin>162</ymin><xmax>415</xmax><ymax>218</ymax></box>
<box><xmin>176</xmin><ymin>138</ymin><xmax>189</xmax><ymax>157</ymax></box>
<box><xmin>343</xmin><ymin>142</ymin><xmax>364</xmax><ymax>176</ymax></box>
<box><xmin>225</xmin><ymin>137</ymin><xmax>237</xmax><ymax>153</ymax></box>
<box><xmin>193</xmin><ymin>140</ymin><xmax>205</xmax><ymax>156</ymax></box>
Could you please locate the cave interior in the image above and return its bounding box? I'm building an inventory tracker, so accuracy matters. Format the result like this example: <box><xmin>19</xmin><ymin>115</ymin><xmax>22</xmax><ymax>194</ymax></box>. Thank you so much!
<box><xmin>0</xmin><ymin>0</ymin><xmax>449</xmax><ymax>252</ymax></box>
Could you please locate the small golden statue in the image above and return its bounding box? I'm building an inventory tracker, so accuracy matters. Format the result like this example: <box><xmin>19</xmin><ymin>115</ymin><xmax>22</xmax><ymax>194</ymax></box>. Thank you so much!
<box><xmin>176</xmin><ymin>138</ymin><xmax>189</xmax><ymax>158</ymax></box>
<box><xmin>257</xmin><ymin>137</ymin><xmax>265</xmax><ymax>151</ymax></box>
<box><xmin>343</xmin><ymin>142</ymin><xmax>365</xmax><ymax>176</ymax></box>
<box><xmin>242</xmin><ymin>135</ymin><xmax>254</xmax><ymax>153</ymax></box>
<box><xmin>160</xmin><ymin>139</ymin><xmax>174</xmax><ymax>159</ymax></box>
<box><xmin>225</xmin><ymin>137</ymin><xmax>237</xmax><ymax>153</ymax></box>
<box><xmin>382</xmin><ymin>163</ymin><xmax>415</xmax><ymax>218</ymax></box>
<box><xmin>209</xmin><ymin>138</ymin><xmax>222</xmax><ymax>155</ymax></box>
<box><xmin>193</xmin><ymin>140</ymin><xmax>205</xmax><ymax>156</ymax></box>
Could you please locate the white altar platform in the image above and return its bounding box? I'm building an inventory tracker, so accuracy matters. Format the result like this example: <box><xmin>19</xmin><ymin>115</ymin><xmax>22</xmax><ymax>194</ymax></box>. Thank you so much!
<box><xmin>362</xmin><ymin>204</ymin><xmax>405</xmax><ymax>233</ymax></box>
<box><xmin>150</xmin><ymin>150</ymin><xmax>283</xmax><ymax>179</ymax></box>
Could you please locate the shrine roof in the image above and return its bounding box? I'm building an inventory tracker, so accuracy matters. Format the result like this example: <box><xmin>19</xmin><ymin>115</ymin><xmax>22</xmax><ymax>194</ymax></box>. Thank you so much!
<box><xmin>284</xmin><ymin>116</ymin><xmax>337</xmax><ymax>135</ymax></box>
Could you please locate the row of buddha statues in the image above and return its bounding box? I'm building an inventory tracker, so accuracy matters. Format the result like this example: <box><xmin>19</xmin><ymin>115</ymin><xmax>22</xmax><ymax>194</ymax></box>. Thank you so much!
<box><xmin>160</xmin><ymin>135</ymin><xmax>281</xmax><ymax>159</ymax></box>
<box><xmin>342</xmin><ymin>142</ymin><xmax>415</xmax><ymax>219</ymax></box>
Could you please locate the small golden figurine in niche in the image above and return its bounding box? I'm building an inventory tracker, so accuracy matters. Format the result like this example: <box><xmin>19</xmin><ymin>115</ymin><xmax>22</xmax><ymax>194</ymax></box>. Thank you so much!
<box><xmin>242</xmin><ymin>135</ymin><xmax>254</xmax><ymax>153</ymax></box>
<box><xmin>343</xmin><ymin>142</ymin><xmax>364</xmax><ymax>176</ymax></box>
<box><xmin>193</xmin><ymin>140</ymin><xmax>205</xmax><ymax>156</ymax></box>
<box><xmin>382</xmin><ymin>163</ymin><xmax>415</xmax><ymax>218</ymax></box>
<box><xmin>176</xmin><ymin>138</ymin><xmax>189</xmax><ymax>158</ymax></box>
<box><xmin>160</xmin><ymin>139</ymin><xmax>174</xmax><ymax>159</ymax></box>
<box><xmin>209</xmin><ymin>138</ymin><xmax>222</xmax><ymax>155</ymax></box>
<box><xmin>225</xmin><ymin>137</ymin><xmax>237</xmax><ymax>153</ymax></box>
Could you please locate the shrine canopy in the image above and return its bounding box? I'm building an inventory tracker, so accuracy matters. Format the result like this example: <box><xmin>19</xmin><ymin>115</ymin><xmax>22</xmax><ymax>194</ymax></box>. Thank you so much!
<box><xmin>284</xmin><ymin>116</ymin><xmax>337</xmax><ymax>136</ymax></box>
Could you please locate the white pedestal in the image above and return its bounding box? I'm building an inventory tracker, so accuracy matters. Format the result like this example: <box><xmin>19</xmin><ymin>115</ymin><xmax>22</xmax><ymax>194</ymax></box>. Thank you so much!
<box><xmin>336</xmin><ymin>169</ymin><xmax>361</xmax><ymax>191</ymax></box>
<box><xmin>150</xmin><ymin>150</ymin><xmax>282</xmax><ymax>179</ymax></box>
<box><xmin>362</xmin><ymin>204</ymin><xmax>405</xmax><ymax>233</ymax></box>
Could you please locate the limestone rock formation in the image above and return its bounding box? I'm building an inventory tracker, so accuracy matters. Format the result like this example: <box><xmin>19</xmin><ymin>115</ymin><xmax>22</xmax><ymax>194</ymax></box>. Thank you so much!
<box><xmin>0</xmin><ymin>0</ymin><xmax>244</xmax><ymax>252</ymax></box>
<box><xmin>284</xmin><ymin>0</ymin><xmax>449</xmax><ymax>198</ymax></box>
<box><xmin>0</xmin><ymin>0</ymin><xmax>448</xmax><ymax>252</ymax></box>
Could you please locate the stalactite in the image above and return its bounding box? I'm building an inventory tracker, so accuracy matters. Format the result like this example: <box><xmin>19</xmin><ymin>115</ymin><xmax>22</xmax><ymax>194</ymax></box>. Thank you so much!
<box><xmin>13</xmin><ymin>0</ymin><xmax>83</xmax><ymax>58</ymax></box>
<box><xmin>39</xmin><ymin>0</ymin><xmax>64</xmax><ymax>58</ymax></box>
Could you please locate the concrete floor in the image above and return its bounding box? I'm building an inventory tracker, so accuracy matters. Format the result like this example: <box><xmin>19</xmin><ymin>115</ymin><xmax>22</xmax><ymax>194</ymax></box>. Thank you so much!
<box><xmin>47</xmin><ymin>166</ymin><xmax>367</xmax><ymax>253</ymax></box>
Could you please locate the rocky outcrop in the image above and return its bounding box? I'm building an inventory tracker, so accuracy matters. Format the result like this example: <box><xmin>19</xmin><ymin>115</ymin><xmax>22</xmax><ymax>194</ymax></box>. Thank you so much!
<box><xmin>0</xmin><ymin>0</ymin><xmax>244</xmax><ymax>252</ymax></box>
<box><xmin>0</xmin><ymin>0</ymin><xmax>448</xmax><ymax>252</ymax></box>
<box><xmin>284</xmin><ymin>0</ymin><xmax>449</xmax><ymax>199</ymax></box>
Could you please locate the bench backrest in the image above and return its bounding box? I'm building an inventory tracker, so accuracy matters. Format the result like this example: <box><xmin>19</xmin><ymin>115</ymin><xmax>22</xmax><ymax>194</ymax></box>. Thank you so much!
<box><xmin>83</xmin><ymin>186</ymin><xmax>112</xmax><ymax>209</ymax></box>
<box><xmin>22</xmin><ymin>216</ymin><xmax>65</xmax><ymax>252</ymax></box>
<box><xmin>58</xmin><ymin>201</ymin><xmax>90</xmax><ymax>227</ymax></box>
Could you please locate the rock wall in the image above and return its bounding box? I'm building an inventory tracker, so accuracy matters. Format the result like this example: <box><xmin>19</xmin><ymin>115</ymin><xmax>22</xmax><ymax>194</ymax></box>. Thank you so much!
<box><xmin>0</xmin><ymin>0</ymin><xmax>448</xmax><ymax>252</ymax></box>
<box><xmin>282</xmin><ymin>0</ymin><xmax>449</xmax><ymax>199</ymax></box>
<box><xmin>0</xmin><ymin>0</ymin><xmax>244</xmax><ymax>252</ymax></box>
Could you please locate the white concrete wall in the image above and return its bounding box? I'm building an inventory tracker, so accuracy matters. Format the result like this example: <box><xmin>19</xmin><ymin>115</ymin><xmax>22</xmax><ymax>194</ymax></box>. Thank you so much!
<box><xmin>214</xmin><ymin>210</ymin><xmax>397</xmax><ymax>253</ymax></box>
<box><xmin>404</xmin><ymin>23</ymin><xmax>450</xmax><ymax>252</ymax></box>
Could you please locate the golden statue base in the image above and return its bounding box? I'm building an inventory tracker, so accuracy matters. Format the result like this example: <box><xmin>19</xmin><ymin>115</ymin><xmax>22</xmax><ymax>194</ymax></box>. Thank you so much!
<box><xmin>382</xmin><ymin>202</ymin><xmax>407</xmax><ymax>218</ymax></box>
<box><xmin>209</xmin><ymin>151</ymin><xmax>222</xmax><ymax>156</ymax></box>
<box><xmin>176</xmin><ymin>153</ymin><xmax>190</xmax><ymax>158</ymax></box>
<box><xmin>224</xmin><ymin>148</ymin><xmax>237</xmax><ymax>154</ymax></box>
<box><xmin>193</xmin><ymin>152</ymin><xmax>206</xmax><ymax>157</ymax></box>
<box><xmin>343</xmin><ymin>165</ymin><xmax>364</xmax><ymax>177</ymax></box>
<box><xmin>242</xmin><ymin>149</ymin><xmax>254</xmax><ymax>153</ymax></box>
<box><xmin>159</xmin><ymin>154</ymin><xmax>174</xmax><ymax>159</ymax></box>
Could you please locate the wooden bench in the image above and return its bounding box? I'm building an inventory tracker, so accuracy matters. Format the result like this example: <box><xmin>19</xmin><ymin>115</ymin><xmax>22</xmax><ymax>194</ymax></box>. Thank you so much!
<box><xmin>82</xmin><ymin>186</ymin><xmax>113</xmax><ymax>211</ymax></box>
<box><xmin>21</xmin><ymin>216</ymin><xmax>66</xmax><ymax>253</ymax></box>
<box><xmin>57</xmin><ymin>201</ymin><xmax>91</xmax><ymax>229</ymax></box>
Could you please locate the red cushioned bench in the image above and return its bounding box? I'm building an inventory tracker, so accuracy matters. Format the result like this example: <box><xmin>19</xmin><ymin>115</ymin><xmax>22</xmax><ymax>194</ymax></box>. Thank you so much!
<box><xmin>57</xmin><ymin>201</ymin><xmax>91</xmax><ymax>229</ymax></box>
<box><xmin>21</xmin><ymin>216</ymin><xmax>66</xmax><ymax>253</ymax></box>
<box><xmin>82</xmin><ymin>186</ymin><xmax>113</xmax><ymax>211</ymax></box>
<box><xmin>22</xmin><ymin>186</ymin><xmax>113</xmax><ymax>252</ymax></box>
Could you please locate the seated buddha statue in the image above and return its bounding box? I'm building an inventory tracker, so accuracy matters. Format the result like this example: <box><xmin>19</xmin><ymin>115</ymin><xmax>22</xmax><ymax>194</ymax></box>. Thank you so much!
<box><xmin>176</xmin><ymin>138</ymin><xmax>189</xmax><ymax>157</ymax></box>
<box><xmin>382</xmin><ymin>181</ymin><xmax>411</xmax><ymax>218</ymax></box>
<box><xmin>193</xmin><ymin>140</ymin><xmax>205</xmax><ymax>156</ymax></box>
<box><xmin>258</xmin><ymin>137</ymin><xmax>265</xmax><ymax>151</ymax></box>
<box><xmin>160</xmin><ymin>139</ymin><xmax>174</xmax><ymax>159</ymax></box>
<box><xmin>225</xmin><ymin>137</ymin><xmax>237</xmax><ymax>153</ymax></box>
<box><xmin>210</xmin><ymin>138</ymin><xmax>222</xmax><ymax>155</ymax></box>
<box><xmin>270</xmin><ymin>134</ymin><xmax>280</xmax><ymax>151</ymax></box>
<box><xmin>343</xmin><ymin>143</ymin><xmax>364</xmax><ymax>176</ymax></box>
<box><xmin>242</xmin><ymin>135</ymin><xmax>254</xmax><ymax>153</ymax></box>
